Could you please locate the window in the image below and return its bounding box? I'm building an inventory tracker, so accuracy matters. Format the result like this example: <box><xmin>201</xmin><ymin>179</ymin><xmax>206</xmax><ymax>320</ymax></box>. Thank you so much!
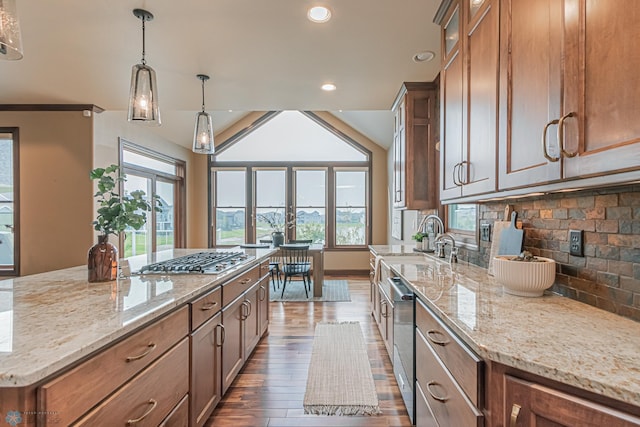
<box><xmin>447</xmin><ymin>203</ymin><xmax>478</xmax><ymax>246</ymax></box>
<box><xmin>210</xmin><ymin>111</ymin><xmax>372</xmax><ymax>249</ymax></box>
<box><xmin>120</xmin><ymin>140</ymin><xmax>186</xmax><ymax>257</ymax></box>
<box><xmin>335</xmin><ymin>169</ymin><xmax>367</xmax><ymax>246</ymax></box>
<box><xmin>214</xmin><ymin>169</ymin><xmax>246</xmax><ymax>246</ymax></box>
<box><xmin>0</xmin><ymin>128</ymin><xmax>19</xmax><ymax>276</ymax></box>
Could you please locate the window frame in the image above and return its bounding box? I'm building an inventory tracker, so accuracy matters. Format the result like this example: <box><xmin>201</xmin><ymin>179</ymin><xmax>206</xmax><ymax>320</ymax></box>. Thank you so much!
<box><xmin>334</xmin><ymin>167</ymin><xmax>369</xmax><ymax>248</ymax></box>
<box><xmin>0</xmin><ymin>127</ymin><xmax>20</xmax><ymax>276</ymax></box>
<box><xmin>445</xmin><ymin>203</ymin><xmax>479</xmax><ymax>249</ymax></box>
<box><xmin>208</xmin><ymin>111</ymin><xmax>372</xmax><ymax>251</ymax></box>
<box><xmin>119</xmin><ymin>139</ymin><xmax>186</xmax><ymax>254</ymax></box>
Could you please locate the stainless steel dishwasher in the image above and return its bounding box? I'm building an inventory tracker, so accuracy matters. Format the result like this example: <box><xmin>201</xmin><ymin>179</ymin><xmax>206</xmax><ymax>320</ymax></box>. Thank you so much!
<box><xmin>388</xmin><ymin>275</ymin><xmax>415</xmax><ymax>424</ymax></box>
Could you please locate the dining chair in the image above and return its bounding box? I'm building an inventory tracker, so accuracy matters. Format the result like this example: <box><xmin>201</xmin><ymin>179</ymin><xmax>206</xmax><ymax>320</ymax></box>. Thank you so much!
<box><xmin>279</xmin><ymin>244</ymin><xmax>311</xmax><ymax>298</ymax></box>
<box><xmin>259</xmin><ymin>239</ymin><xmax>281</xmax><ymax>290</ymax></box>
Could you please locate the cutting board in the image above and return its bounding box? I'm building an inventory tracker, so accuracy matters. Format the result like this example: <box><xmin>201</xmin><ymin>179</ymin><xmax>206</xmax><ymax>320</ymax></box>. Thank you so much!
<box><xmin>498</xmin><ymin>211</ymin><xmax>524</xmax><ymax>256</ymax></box>
<box><xmin>487</xmin><ymin>206</ymin><xmax>512</xmax><ymax>275</ymax></box>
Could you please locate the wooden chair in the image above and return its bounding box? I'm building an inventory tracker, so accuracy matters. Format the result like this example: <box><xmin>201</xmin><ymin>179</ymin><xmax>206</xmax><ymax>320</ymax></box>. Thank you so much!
<box><xmin>279</xmin><ymin>244</ymin><xmax>311</xmax><ymax>298</ymax></box>
<box><xmin>259</xmin><ymin>239</ymin><xmax>281</xmax><ymax>290</ymax></box>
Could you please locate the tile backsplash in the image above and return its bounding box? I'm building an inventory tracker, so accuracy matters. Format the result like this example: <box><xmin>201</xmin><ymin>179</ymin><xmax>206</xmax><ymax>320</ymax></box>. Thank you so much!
<box><xmin>462</xmin><ymin>184</ymin><xmax>640</xmax><ymax>321</ymax></box>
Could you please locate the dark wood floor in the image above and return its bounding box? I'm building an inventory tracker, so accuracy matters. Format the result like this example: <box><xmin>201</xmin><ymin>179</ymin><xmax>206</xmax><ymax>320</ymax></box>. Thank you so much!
<box><xmin>206</xmin><ymin>276</ymin><xmax>412</xmax><ymax>427</ymax></box>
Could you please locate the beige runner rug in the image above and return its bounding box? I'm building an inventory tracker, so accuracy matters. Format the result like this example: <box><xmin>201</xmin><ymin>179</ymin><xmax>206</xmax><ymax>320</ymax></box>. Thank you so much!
<box><xmin>303</xmin><ymin>321</ymin><xmax>381</xmax><ymax>416</ymax></box>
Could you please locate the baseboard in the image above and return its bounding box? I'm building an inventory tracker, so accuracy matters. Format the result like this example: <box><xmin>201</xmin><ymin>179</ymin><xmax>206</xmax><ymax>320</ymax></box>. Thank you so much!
<box><xmin>324</xmin><ymin>269</ymin><xmax>368</xmax><ymax>277</ymax></box>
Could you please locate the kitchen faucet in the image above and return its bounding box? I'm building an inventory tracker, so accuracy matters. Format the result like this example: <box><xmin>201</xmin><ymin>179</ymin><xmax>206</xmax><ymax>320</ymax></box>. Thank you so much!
<box><xmin>417</xmin><ymin>214</ymin><xmax>444</xmax><ymax>238</ymax></box>
<box><xmin>434</xmin><ymin>233</ymin><xmax>458</xmax><ymax>263</ymax></box>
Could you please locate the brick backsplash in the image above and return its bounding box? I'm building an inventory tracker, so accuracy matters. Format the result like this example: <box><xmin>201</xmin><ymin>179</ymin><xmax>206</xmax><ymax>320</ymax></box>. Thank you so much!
<box><xmin>463</xmin><ymin>184</ymin><xmax>640</xmax><ymax>321</ymax></box>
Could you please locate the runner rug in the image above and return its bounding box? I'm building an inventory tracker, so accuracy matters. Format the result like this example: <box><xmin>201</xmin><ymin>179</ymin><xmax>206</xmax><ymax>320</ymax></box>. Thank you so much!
<box><xmin>269</xmin><ymin>279</ymin><xmax>351</xmax><ymax>302</ymax></box>
<box><xmin>303</xmin><ymin>321</ymin><xmax>381</xmax><ymax>416</ymax></box>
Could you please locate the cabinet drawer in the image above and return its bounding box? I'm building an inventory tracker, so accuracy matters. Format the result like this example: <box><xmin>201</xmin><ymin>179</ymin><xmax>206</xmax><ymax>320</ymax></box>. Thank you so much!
<box><xmin>416</xmin><ymin>329</ymin><xmax>483</xmax><ymax>427</ymax></box>
<box><xmin>39</xmin><ymin>306</ymin><xmax>189</xmax><ymax>426</ymax></box>
<box><xmin>223</xmin><ymin>265</ymin><xmax>259</xmax><ymax>307</ymax></box>
<box><xmin>191</xmin><ymin>285</ymin><xmax>222</xmax><ymax>331</ymax></box>
<box><xmin>415</xmin><ymin>298</ymin><xmax>483</xmax><ymax>405</ymax></box>
<box><xmin>159</xmin><ymin>394</ymin><xmax>189</xmax><ymax>427</ymax></box>
<box><xmin>416</xmin><ymin>380</ymin><xmax>440</xmax><ymax>427</ymax></box>
<box><xmin>259</xmin><ymin>260</ymin><xmax>271</xmax><ymax>279</ymax></box>
<box><xmin>74</xmin><ymin>337</ymin><xmax>189</xmax><ymax>426</ymax></box>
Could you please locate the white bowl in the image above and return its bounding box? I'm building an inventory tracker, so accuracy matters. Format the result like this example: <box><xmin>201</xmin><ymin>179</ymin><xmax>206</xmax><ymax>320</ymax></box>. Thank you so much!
<box><xmin>493</xmin><ymin>256</ymin><xmax>556</xmax><ymax>297</ymax></box>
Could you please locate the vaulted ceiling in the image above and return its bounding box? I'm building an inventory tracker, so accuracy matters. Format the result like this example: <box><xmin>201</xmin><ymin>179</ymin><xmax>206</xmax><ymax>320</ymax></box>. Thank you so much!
<box><xmin>0</xmin><ymin>0</ymin><xmax>442</xmax><ymax>148</ymax></box>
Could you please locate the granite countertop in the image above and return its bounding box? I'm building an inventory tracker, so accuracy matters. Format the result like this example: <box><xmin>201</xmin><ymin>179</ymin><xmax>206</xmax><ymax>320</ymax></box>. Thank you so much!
<box><xmin>0</xmin><ymin>248</ymin><xmax>274</xmax><ymax>388</ymax></box>
<box><xmin>370</xmin><ymin>245</ymin><xmax>640</xmax><ymax>408</ymax></box>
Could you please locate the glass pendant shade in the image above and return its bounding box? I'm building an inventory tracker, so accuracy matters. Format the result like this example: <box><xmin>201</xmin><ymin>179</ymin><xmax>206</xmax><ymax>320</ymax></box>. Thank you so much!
<box><xmin>128</xmin><ymin>63</ymin><xmax>161</xmax><ymax>125</ymax></box>
<box><xmin>0</xmin><ymin>0</ymin><xmax>24</xmax><ymax>60</ymax></box>
<box><xmin>193</xmin><ymin>111</ymin><xmax>214</xmax><ymax>154</ymax></box>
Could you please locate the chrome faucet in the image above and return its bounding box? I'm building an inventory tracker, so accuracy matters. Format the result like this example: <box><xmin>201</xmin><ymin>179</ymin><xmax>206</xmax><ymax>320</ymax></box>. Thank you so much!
<box><xmin>417</xmin><ymin>214</ymin><xmax>445</xmax><ymax>237</ymax></box>
<box><xmin>434</xmin><ymin>233</ymin><xmax>457</xmax><ymax>263</ymax></box>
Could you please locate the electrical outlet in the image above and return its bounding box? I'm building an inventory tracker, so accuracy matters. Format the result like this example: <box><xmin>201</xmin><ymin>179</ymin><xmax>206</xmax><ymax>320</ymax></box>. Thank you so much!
<box><xmin>480</xmin><ymin>223</ymin><xmax>491</xmax><ymax>242</ymax></box>
<box><xmin>569</xmin><ymin>229</ymin><xmax>584</xmax><ymax>257</ymax></box>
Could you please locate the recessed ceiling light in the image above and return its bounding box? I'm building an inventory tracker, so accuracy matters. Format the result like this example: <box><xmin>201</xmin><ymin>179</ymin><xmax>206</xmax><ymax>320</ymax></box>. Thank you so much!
<box><xmin>308</xmin><ymin>6</ymin><xmax>332</xmax><ymax>23</ymax></box>
<box><xmin>412</xmin><ymin>51</ymin><xmax>435</xmax><ymax>63</ymax></box>
<box><xmin>321</xmin><ymin>83</ymin><xmax>337</xmax><ymax>91</ymax></box>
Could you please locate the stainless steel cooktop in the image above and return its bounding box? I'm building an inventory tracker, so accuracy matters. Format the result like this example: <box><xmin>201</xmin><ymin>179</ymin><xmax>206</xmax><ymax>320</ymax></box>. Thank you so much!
<box><xmin>136</xmin><ymin>251</ymin><xmax>253</xmax><ymax>275</ymax></box>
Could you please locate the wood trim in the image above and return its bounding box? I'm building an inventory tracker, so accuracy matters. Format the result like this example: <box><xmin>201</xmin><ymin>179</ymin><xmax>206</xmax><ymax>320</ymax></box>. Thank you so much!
<box><xmin>213</xmin><ymin>111</ymin><xmax>279</xmax><ymax>155</ymax></box>
<box><xmin>324</xmin><ymin>269</ymin><xmax>368</xmax><ymax>276</ymax></box>
<box><xmin>0</xmin><ymin>104</ymin><xmax>104</xmax><ymax>113</ymax></box>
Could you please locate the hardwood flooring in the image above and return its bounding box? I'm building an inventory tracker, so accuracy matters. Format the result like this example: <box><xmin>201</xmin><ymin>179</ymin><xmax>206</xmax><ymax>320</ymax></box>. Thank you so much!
<box><xmin>206</xmin><ymin>276</ymin><xmax>412</xmax><ymax>427</ymax></box>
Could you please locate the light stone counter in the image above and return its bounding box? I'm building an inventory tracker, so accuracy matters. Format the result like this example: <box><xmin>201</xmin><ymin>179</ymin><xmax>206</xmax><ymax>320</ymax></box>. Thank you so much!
<box><xmin>370</xmin><ymin>245</ymin><xmax>640</xmax><ymax>407</ymax></box>
<box><xmin>0</xmin><ymin>248</ymin><xmax>274</xmax><ymax>387</ymax></box>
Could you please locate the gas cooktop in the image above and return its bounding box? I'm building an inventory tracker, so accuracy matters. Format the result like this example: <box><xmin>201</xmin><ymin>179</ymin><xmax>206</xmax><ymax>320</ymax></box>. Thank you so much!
<box><xmin>136</xmin><ymin>251</ymin><xmax>253</xmax><ymax>275</ymax></box>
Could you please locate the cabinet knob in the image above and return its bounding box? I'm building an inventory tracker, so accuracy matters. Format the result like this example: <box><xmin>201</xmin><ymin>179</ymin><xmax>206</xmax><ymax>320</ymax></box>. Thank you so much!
<box><xmin>510</xmin><ymin>403</ymin><xmax>522</xmax><ymax>427</ymax></box>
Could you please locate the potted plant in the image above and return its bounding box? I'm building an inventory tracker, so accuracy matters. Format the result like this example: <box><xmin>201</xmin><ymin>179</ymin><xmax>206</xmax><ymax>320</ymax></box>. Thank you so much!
<box><xmin>88</xmin><ymin>164</ymin><xmax>159</xmax><ymax>282</ymax></box>
<box><xmin>257</xmin><ymin>209</ymin><xmax>294</xmax><ymax>247</ymax></box>
<box><xmin>412</xmin><ymin>231</ymin><xmax>429</xmax><ymax>251</ymax></box>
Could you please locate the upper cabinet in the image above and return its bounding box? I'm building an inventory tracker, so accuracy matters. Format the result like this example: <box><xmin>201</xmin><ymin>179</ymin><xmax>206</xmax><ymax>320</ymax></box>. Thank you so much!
<box><xmin>391</xmin><ymin>82</ymin><xmax>439</xmax><ymax>210</ymax></box>
<box><xmin>439</xmin><ymin>0</ymin><xmax>498</xmax><ymax>201</ymax></box>
<box><xmin>437</xmin><ymin>0</ymin><xmax>640</xmax><ymax>201</ymax></box>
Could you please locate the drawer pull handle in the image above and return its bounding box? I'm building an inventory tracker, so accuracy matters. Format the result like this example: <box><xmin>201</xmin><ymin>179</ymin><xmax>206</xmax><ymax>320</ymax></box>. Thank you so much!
<box><xmin>558</xmin><ymin>111</ymin><xmax>577</xmax><ymax>158</ymax></box>
<box><xmin>510</xmin><ymin>403</ymin><xmax>521</xmax><ymax>427</ymax></box>
<box><xmin>201</xmin><ymin>301</ymin><xmax>218</xmax><ymax>310</ymax></box>
<box><xmin>240</xmin><ymin>278</ymin><xmax>251</xmax><ymax>284</ymax></box>
<box><xmin>426</xmin><ymin>330</ymin><xmax>449</xmax><ymax>346</ymax></box>
<box><xmin>127</xmin><ymin>398</ymin><xmax>157</xmax><ymax>425</ymax></box>
<box><xmin>259</xmin><ymin>285</ymin><xmax>267</xmax><ymax>301</ymax></box>
<box><xmin>542</xmin><ymin>118</ymin><xmax>560</xmax><ymax>162</ymax></box>
<box><xmin>125</xmin><ymin>343</ymin><xmax>157</xmax><ymax>362</ymax></box>
<box><xmin>216</xmin><ymin>324</ymin><xmax>225</xmax><ymax>346</ymax></box>
<box><xmin>426</xmin><ymin>381</ymin><xmax>449</xmax><ymax>402</ymax></box>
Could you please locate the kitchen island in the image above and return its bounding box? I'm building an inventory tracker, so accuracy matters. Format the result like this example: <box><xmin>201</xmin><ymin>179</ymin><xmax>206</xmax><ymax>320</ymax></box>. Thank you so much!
<box><xmin>0</xmin><ymin>247</ymin><xmax>275</xmax><ymax>426</ymax></box>
<box><xmin>370</xmin><ymin>245</ymin><xmax>640</xmax><ymax>426</ymax></box>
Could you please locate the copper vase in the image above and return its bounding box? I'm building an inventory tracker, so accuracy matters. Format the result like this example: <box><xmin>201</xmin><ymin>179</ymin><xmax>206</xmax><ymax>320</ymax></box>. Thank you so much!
<box><xmin>88</xmin><ymin>235</ymin><xmax>118</xmax><ymax>282</ymax></box>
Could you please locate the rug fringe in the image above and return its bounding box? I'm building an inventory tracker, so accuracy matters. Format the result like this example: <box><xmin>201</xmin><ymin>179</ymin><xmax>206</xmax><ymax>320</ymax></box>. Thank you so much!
<box><xmin>303</xmin><ymin>404</ymin><xmax>382</xmax><ymax>416</ymax></box>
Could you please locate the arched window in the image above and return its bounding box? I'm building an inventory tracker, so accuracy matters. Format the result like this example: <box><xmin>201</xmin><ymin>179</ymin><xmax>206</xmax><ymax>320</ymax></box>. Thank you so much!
<box><xmin>210</xmin><ymin>111</ymin><xmax>371</xmax><ymax>249</ymax></box>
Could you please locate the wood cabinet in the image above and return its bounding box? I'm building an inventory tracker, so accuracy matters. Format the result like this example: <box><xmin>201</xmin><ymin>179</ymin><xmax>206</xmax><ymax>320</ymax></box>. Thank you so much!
<box><xmin>75</xmin><ymin>338</ymin><xmax>190</xmax><ymax>426</ymax></box>
<box><xmin>498</xmin><ymin>0</ymin><xmax>640</xmax><ymax>190</ymax></box>
<box><xmin>221</xmin><ymin>293</ymin><xmax>245</xmax><ymax>393</ymax></box>
<box><xmin>415</xmin><ymin>297</ymin><xmax>483</xmax><ymax>427</ymax></box>
<box><xmin>257</xmin><ymin>270</ymin><xmax>270</xmax><ymax>338</ymax></box>
<box><xmin>502</xmin><ymin>374</ymin><xmax>640</xmax><ymax>427</ymax></box>
<box><xmin>190</xmin><ymin>285</ymin><xmax>224</xmax><ymax>427</ymax></box>
<box><xmin>243</xmin><ymin>282</ymin><xmax>261</xmax><ymax>358</ymax></box>
<box><xmin>392</xmin><ymin>82</ymin><xmax>439</xmax><ymax>210</ymax></box>
<box><xmin>377</xmin><ymin>285</ymin><xmax>394</xmax><ymax>359</ymax></box>
<box><xmin>39</xmin><ymin>306</ymin><xmax>189</xmax><ymax>426</ymax></box>
<box><xmin>439</xmin><ymin>0</ymin><xmax>498</xmax><ymax>201</ymax></box>
<box><xmin>159</xmin><ymin>394</ymin><xmax>189</xmax><ymax>427</ymax></box>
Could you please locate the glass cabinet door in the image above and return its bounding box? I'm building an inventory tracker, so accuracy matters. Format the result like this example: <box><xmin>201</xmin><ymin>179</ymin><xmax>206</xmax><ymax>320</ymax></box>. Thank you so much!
<box><xmin>444</xmin><ymin>6</ymin><xmax>460</xmax><ymax>57</ymax></box>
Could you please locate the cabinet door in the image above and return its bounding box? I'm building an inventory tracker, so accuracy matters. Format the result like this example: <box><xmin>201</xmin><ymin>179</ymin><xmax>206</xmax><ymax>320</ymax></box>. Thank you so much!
<box><xmin>221</xmin><ymin>296</ymin><xmax>244</xmax><ymax>393</ymax></box>
<box><xmin>498</xmin><ymin>0</ymin><xmax>563</xmax><ymax>189</ymax></box>
<box><xmin>440</xmin><ymin>4</ymin><xmax>465</xmax><ymax>201</ymax></box>
<box><xmin>462</xmin><ymin>0</ymin><xmax>497</xmax><ymax>196</ymax></box>
<box><xmin>505</xmin><ymin>375</ymin><xmax>640</xmax><ymax>427</ymax></box>
<box><xmin>562</xmin><ymin>0</ymin><xmax>640</xmax><ymax>178</ymax></box>
<box><xmin>393</xmin><ymin>100</ymin><xmax>407</xmax><ymax>208</ymax></box>
<box><xmin>244</xmin><ymin>282</ymin><xmax>261</xmax><ymax>358</ymax></box>
<box><xmin>257</xmin><ymin>277</ymin><xmax>270</xmax><ymax>337</ymax></box>
<box><xmin>190</xmin><ymin>312</ymin><xmax>222</xmax><ymax>427</ymax></box>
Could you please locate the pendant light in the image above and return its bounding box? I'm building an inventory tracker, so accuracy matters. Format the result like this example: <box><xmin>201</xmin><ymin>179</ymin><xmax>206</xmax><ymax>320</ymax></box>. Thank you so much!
<box><xmin>0</xmin><ymin>0</ymin><xmax>24</xmax><ymax>60</ymax></box>
<box><xmin>192</xmin><ymin>74</ymin><xmax>215</xmax><ymax>154</ymax></box>
<box><xmin>128</xmin><ymin>8</ymin><xmax>161</xmax><ymax>125</ymax></box>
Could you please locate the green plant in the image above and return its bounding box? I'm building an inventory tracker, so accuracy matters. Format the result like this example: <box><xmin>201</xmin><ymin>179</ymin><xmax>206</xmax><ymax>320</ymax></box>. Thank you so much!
<box><xmin>257</xmin><ymin>208</ymin><xmax>295</xmax><ymax>233</ymax></box>
<box><xmin>90</xmin><ymin>164</ymin><xmax>160</xmax><ymax>237</ymax></box>
<box><xmin>412</xmin><ymin>231</ymin><xmax>428</xmax><ymax>242</ymax></box>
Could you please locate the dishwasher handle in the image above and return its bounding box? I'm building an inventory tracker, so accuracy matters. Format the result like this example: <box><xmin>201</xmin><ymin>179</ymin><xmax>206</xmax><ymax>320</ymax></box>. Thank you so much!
<box><xmin>388</xmin><ymin>277</ymin><xmax>414</xmax><ymax>301</ymax></box>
